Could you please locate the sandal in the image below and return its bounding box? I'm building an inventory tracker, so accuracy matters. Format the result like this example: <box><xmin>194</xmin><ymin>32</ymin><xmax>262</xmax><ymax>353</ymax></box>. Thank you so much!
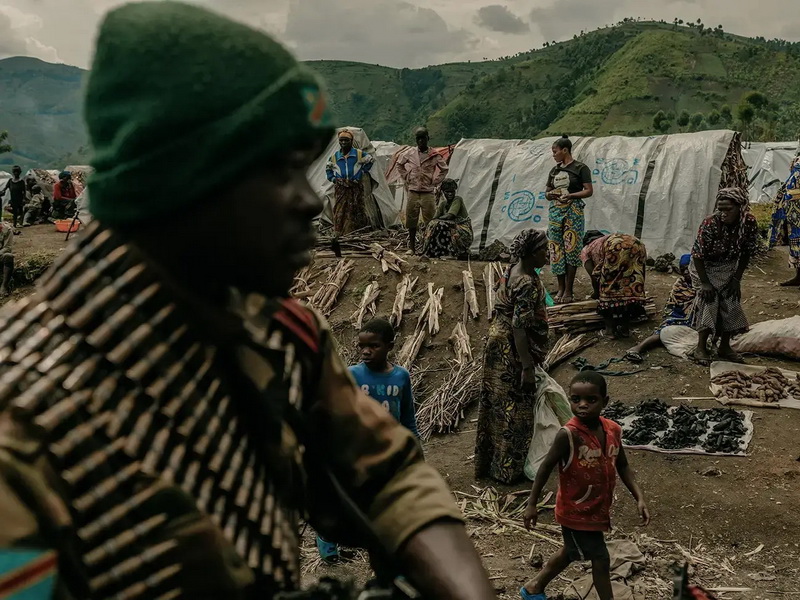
<box><xmin>687</xmin><ymin>348</ymin><xmax>711</xmax><ymax>367</ymax></box>
<box><xmin>625</xmin><ymin>350</ymin><xmax>644</xmax><ymax>364</ymax></box>
<box><xmin>718</xmin><ymin>351</ymin><xmax>746</xmax><ymax>364</ymax></box>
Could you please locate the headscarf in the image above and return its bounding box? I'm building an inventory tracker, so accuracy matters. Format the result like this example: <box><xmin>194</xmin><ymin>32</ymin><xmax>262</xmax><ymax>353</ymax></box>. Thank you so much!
<box><xmin>509</xmin><ymin>229</ymin><xmax>548</xmax><ymax>262</ymax></box>
<box><xmin>440</xmin><ymin>178</ymin><xmax>458</xmax><ymax>191</ymax></box>
<box><xmin>59</xmin><ymin>171</ymin><xmax>71</xmax><ymax>180</ymax></box>
<box><xmin>716</xmin><ymin>186</ymin><xmax>751</xmax><ymax>252</ymax></box>
<box><xmin>679</xmin><ymin>253</ymin><xmax>691</xmax><ymax>268</ymax></box>
<box><xmin>337</xmin><ymin>129</ymin><xmax>354</xmax><ymax>140</ymax></box>
<box><xmin>85</xmin><ymin>1</ymin><xmax>333</xmax><ymax>224</ymax></box>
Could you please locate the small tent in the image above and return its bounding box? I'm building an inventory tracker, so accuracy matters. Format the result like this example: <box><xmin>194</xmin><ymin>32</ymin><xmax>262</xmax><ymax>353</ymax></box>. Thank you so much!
<box><xmin>307</xmin><ymin>127</ymin><xmax>401</xmax><ymax>228</ymax></box>
<box><xmin>742</xmin><ymin>141</ymin><xmax>799</xmax><ymax>204</ymax></box>
<box><xmin>447</xmin><ymin>130</ymin><xmax>740</xmax><ymax>257</ymax></box>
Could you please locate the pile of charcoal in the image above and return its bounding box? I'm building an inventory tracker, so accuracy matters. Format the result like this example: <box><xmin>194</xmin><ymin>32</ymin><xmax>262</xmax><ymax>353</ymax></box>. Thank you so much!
<box><xmin>702</xmin><ymin>408</ymin><xmax>746</xmax><ymax>454</ymax></box>
<box><xmin>657</xmin><ymin>405</ymin><xmax>707</xmax><ymax>450</ymax></box>
<box><xmin>602</xmin><ymin>401</ymin><xmax>635</xmax><ymax>423</ymax></box>
<box><xmin>604</xmin><ymin>399</ymin><xmax>749</xmax><ymax>454</ymax></box>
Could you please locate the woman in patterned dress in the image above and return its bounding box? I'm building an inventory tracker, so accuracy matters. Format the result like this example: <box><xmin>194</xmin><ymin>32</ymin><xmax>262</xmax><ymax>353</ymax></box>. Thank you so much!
<box><xmin>689</xmin><ymin>187</ymin><xmax>757</xmax><ymax>365</ymax></box>
<box><xmin>421</xmin><ymin>178</ymin><xmax>473</xmax><ymax>258</ymax></box>
<box><xmin>769</xmin><ymin>157</ymin><xmax>800</xmax><ymax>286</ymax></box>
<box><xmin>581</xmin><ymin>230</ymin><xmax>648</xmax><ymax>338</ymax></box>
<box><xmin>546</xmin><ymin>135</ymin><xmax>593</xmax><ymax>304</ymax></box>
<box><xmin>475</xmin><ymin>229</ymin><xmax>549</xmax><ymax>484</ymax></box>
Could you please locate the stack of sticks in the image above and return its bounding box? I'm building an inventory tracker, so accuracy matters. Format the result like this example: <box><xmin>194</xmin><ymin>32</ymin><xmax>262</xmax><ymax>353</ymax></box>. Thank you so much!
<box><xmin>309</xmin><ymin>260</ymin><xmax>354</xmax><ymax>316</ymax></box>
<box><xmin>482</xmin><ymin>262</ymin><xmax>504</xmax><ymax>320</ymax></box>
<box><xmin>543</xmin><ymin>333</ymin><xmax>598</xmax><ymax>372</ymax></box>
<box><xmin>449</xmin><ymin>322</ymin><xmax>473</xmax><ymax>364</ymax></box>
<box><xmin>396</xmin><ymin>329</ymin><xmax>426</xmax><ymax>370</ymax></box>
<box><xmin>370</xmin><ymin>243</ymin><xmax>407</xmax><ymax>274</ymax></box>
<box><xmin>547</xmin><ymin>297</ymin><xmax>656</xmax><ymax>335</ymax></box>
<box><xmin>462</xmin><ymin>269</ymin><xmax>480</xmax><ymax>321</ymax></box>
<box><xmin>415</xmin><ymin>360</ymin><xmax>481</xmax><ymax>440</ymax></box>
<box><xmin>349</xmin><ymin>282</ymin><xmax>380</xmax><ymax>329</ymax></box>
<box><xmin>315</xmin><ymin>227</ymin><xmax>406</xmax><ymax>257</ymax></box>
<box><xmin>416</xmin><ymin>283</ymin><xmax>444</xmax><ymax>335</ymax></box>
<box><xmin>390</xmin><ymin>275</ymin><xmax>418</xmax><ymax>329</ymax></box>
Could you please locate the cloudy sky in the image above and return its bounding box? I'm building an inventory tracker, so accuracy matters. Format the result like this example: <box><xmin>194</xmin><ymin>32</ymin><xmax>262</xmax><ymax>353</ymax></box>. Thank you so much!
<box><xmin>0</xmin><ymin>0</ymin><xmax>797</xmax><ymax>69</ymax></box>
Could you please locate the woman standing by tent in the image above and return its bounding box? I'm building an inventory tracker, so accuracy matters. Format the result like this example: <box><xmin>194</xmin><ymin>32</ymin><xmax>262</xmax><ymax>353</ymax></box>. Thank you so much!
<box><xmin>326</xmin><ymin>129</ymin><xmax>374</xmax><ymax>235</ymax></box>
<box><xmin>421</xmin><ymin>178</ymin><xmax>473</xmax><ymax>258</ymax></box>
<box><xmin>689</xmin><ymin>187</ymin><xmax>757</xmax><ymax>364</ymax></box>
<box><xmin>475</xmin><ymin>229</ymin><xmax>549</xmax><ymax>484</ymax></box>
<box><xmin>581</xmin><ymin>230</ymin><xmax>648</xmax><ymax>338</ymax></box>
<box><xmin>546</xmin><ymin>135</ymin><xmax>593</xmax><ymax>304</ymax></box>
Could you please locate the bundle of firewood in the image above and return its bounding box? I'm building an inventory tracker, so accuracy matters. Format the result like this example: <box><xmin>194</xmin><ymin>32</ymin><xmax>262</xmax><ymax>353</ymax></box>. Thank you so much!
<box><xmin>315</xmin><ymin>227</ymin><xmax>406</xmax><ymax>257</ymax></box>
<box><xmin>482</xmin><ymin>262</ymin><xmax>504</xmax><ymax>319</ymax></box>
<box><xmin>546</xmin><ymin>298</ymin><xmax>656</xmax><ymax>335</ymax></box>
<box><xmin>449</xmin><ymin>322</ymin><xmax>473</xmax><ymax>364</ymax></box>
<box><xmin>396</xmin><ymin>329</ymin><xmax>426</xmax><ymax>370</ymax></box>
<box><xmin>462</xmin><ymin>270</ymin><xmax>480</xmax><ymax>321</ymax></box>
<box><xmin>349</xmin><ymin>282</ymin><xmax>380</xmax><ymax>329</ymax></box>
<box><xmin>309</xmin><ymin>259</ymin><xmax>354</xmax><ymax>315</ymax></box>
<box><xmin>417</xmin><ymin>283</ymin><xmax>444</xmax><ymax>335</ymax></box>
<box><xmin>290</xmin><ymin>265</ymin><xmax>316</xmax><ymax>300</ymax></box>
<box><xmin>543</xmin><ymin>333</ymin><xmax>597</xmax><ymax>372</ymax></box>
<box><xmin>370</xmin><ymin>243</ymin><xmax>407</xmax><ymax>274</ymax></box>
<box><xmin>416</xmin><ymin>360</ymin><xmax>481</xmax><ymax>441</ymax></box>
<box><xmin>390</xmin><ymin>275</ymin><xmax>418</xmax><ymax>329</ymax></box>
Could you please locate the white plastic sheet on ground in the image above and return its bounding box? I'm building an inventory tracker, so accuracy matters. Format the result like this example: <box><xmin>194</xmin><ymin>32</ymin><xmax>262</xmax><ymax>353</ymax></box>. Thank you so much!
<box><xmin>447</xmin><ymin>130</ymin><xmax>736</xmax><ymax>257</ymax></box>
<box><xmin>307</xmin><ymin>127</ymin><xmax>401</xmax><ymax>228</ymax></box>
<box><xmin>742</xmin><ymin>141</ymin><xmax>799</xmax><ymax>204</ymax></box>
<box><xmin>709</xmin><ymin>361</ymin><xmax>800</xmax><ymax>410</ymax></box>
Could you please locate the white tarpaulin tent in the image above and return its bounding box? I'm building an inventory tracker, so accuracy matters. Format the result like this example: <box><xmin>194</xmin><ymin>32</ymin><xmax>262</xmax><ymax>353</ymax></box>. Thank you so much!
<box><xmin>308</xmin><ymin>127</ymin><xmax>401</xmax><ymax>228</ymax></box>
<box><xmin>447</xmin><ymin>130</ymin><xmax>737</xmax><ymax>257</ymax></box>
<box><xmin>742</xmin><ymin>141</ymin><xmax>798</xmax><ymax>204</ymax></box>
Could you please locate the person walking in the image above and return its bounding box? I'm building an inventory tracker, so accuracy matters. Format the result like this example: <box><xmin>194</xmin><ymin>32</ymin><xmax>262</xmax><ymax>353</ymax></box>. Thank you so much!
<box><xmin>546</xmin><ymin>135</ymin><xmax>593</xmax><ymax>304</ymax></box>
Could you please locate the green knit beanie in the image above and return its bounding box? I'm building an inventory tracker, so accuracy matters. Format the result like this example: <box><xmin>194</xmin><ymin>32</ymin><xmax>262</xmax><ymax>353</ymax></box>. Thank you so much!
<box><xmin>85</xmin><ymin>1</ymin><xmax>334</xmax><ymax>224</ymax></box>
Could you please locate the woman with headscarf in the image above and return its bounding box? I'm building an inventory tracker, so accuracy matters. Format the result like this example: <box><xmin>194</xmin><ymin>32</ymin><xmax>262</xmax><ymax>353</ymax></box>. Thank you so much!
<box><xmin>689</xmin><ymin>187</ymin><xmax>758</xmax><ymax>364</ymax></box>
<box><xmin>421</xmin><ymin>178</ymin><xmax>473</xmax><ymax>258</ymax></box>
<box><xmin>326</xmin><ymin>128</ymin><xmax>374</xmax><ymax>235</ymax></box>
<box><xmin>581</xmin><ymin>230</ymin><xmax>648</xmax><ymax>338</ymax></box>
<box><xmin>475</xmin><ymin>229</ymin><xmax>550</xmax><ymax>484</ymax></box>
<box><xmin>546</xmin><ymin>135</ymin><xmax>593</xmax><ymax>304</ymax></box>
<box><xmin>625</xmin><ymin>253</ymin><xmax>696</xmax><ymax>362</ymax></box>
<box><xmin>769</xmin><ymin>157</ymin><xmax>800</xmax><ymax>286</ymax></box>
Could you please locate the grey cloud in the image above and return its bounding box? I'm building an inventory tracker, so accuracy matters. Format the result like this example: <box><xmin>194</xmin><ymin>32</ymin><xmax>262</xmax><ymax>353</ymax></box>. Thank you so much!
<box><xmin>0</xmin><ymin>4</ymin><xmax>59</xmax><ymax>61</ymax></box>
<box><xmin>284</xmin><ymin>0</ymin><xmax>475</xmax><ymax>68</ymax></box>
<box><xmin>529</xmin><ymin>0</ymin><xmax>612</xmax><ymax>37</ymax></box>
<box><xmin>474</xmin><ymin>5</ymin><xmax>529</xmax><ymax>34</ymax></box>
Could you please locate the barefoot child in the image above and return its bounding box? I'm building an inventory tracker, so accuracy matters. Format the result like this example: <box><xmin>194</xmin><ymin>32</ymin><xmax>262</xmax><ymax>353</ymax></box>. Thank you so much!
<box><xmin>521</xmin><ymin>371</ymin><xmax>650</xmax><ymax>600</ymax></box>
<box><xmin>318</xmin><ymin>317</ymin><xmax>420</xmax><ymax>562</ymax></box>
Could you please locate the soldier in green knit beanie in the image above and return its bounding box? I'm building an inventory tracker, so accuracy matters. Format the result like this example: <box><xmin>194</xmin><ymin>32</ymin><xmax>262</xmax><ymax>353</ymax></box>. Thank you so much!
<box><xmin>0</xmin><ymin>2</ymin><xmax>497</xmax><ymax>599</ymax></box>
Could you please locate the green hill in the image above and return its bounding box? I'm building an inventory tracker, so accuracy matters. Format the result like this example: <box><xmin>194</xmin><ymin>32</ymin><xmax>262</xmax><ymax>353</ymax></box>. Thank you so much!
<box><xmin>2</xmin><ymin>21</ymin><xmax>799</xmax><ymax>168</ymax></box>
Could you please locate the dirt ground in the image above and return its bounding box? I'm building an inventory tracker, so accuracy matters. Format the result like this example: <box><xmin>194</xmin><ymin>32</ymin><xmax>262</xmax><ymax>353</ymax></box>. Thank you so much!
<box><xmin>304</xmin><ymin>244</ymin><xmax>800</xmax><ymax>599</ymax></box>
<box><xmin>8</xmin><ymin>225</ymin><xmax>799</xmax><ymax>598</ymax></box>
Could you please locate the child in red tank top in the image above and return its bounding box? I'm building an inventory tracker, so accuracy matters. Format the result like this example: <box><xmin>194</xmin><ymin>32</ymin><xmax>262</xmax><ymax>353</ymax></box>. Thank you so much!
<box><xmin>520</xmin><ymin>371</ymin><xmax>650</xmax><ymax>600</ymax></box>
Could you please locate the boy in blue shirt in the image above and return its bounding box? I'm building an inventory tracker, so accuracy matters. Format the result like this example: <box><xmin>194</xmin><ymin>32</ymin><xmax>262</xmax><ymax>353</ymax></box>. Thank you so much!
<box><xmin>317</xmin><ymin>318</ymin><xmax>419</xmax><ymax>562</ymax></box>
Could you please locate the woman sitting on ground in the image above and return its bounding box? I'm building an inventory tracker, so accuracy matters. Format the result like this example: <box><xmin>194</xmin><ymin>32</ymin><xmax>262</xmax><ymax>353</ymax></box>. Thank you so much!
<box><xmin>625</xmin><ymin>254</ymin><xmax>696</xmax><ymax>362</ymax></box>
<box><xmin>421</xmin><ymin>178</ymin><xmax>473</xmax><ymax>258</ymax></box>
<box><xmin>581</xmin><ymin>230</ymin><xmax>648</xmax><ymax>339</ymax></box>
<box><xmin>688</xmin><ymin>187</ymin><xmax>757</xmax><ymax>365</ymax></box>
<box><xmin>475</xmin><ymin>229</ymin><xmax>549</xmax><ymax>485</ymax></box>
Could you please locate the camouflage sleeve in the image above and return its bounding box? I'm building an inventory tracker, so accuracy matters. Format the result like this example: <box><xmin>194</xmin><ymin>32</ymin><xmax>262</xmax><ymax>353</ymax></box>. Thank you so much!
<box><xmin>306</xmin><ymin>316</ymin><xmax>463</xmax><ymax>554</ymax></box>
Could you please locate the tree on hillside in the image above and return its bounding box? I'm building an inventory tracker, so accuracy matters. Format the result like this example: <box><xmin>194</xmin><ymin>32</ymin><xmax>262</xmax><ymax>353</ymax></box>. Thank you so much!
<box><xmin>690</xmin><ymin>112</ymin><xmax>705</xmax><ymax>131</ymax></box>
<box><xmin>0</xmin><ymin>131</ymin><xmax>10</xmax><ymax>156</ymax></box>
<box><xmin>720</xmin><ymin>104</ymin><xmax>732</xmax><ymax>123</ymax></box>
<box><xmin>737</xmin><ymin>103</ymin><xmax>756</xmax><ymax>137</ymax></box>
<box><xmin>676</xmin><ymin>110</ymin><xmax>691</xmax><ymax>131</ymax></box>
<box><xmin>652</xmin><ymin>110</ymin><xmax>672</xmax><ymax>133</ymax></box>
<box><xmin>707</xmin><ymin>110</ymin><xmax>721</xmax><ymax>126</ymax></box>
<box><xmin>743</xmin><ymin>91</ymin><xmax>768</xmax><ymax>111</ymax></box>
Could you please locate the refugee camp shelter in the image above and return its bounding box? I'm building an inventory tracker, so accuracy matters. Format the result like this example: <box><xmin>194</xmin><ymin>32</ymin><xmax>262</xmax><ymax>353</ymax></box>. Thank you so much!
<box><xmin>447</xmin><ymin>130</ymin><xmax>742</xmax><ymax>257</ymax></box>
<box><xmin>308</xmin><ymin>127</ymin><xmax>401</xmax><ymax>228</ymax></box>
<box><xmin>742</xmin><ymin>141</ymin><xmax>798</xmax><ymax>204</ymax></box>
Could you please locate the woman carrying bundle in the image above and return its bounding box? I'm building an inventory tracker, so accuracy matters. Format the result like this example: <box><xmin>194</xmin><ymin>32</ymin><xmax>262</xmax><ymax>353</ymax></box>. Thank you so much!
<box><xmin>581</xmin><ymin>230</ymin><xmax>648</xmax><ymax>338</ymax></box>
<box><xmin>421</xmin><ymin>178</ymin><xmax>473</xmax><ymax>258</ymax></box>
<box><xmin>475</xmin><ymin>229</ymin><xmax>549</xmax><ymax>484</ymax></box>
<box><xmin>689</xmin><ymin>187</ymin><xmax>757</xmax><ymax>364</ymax></box>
